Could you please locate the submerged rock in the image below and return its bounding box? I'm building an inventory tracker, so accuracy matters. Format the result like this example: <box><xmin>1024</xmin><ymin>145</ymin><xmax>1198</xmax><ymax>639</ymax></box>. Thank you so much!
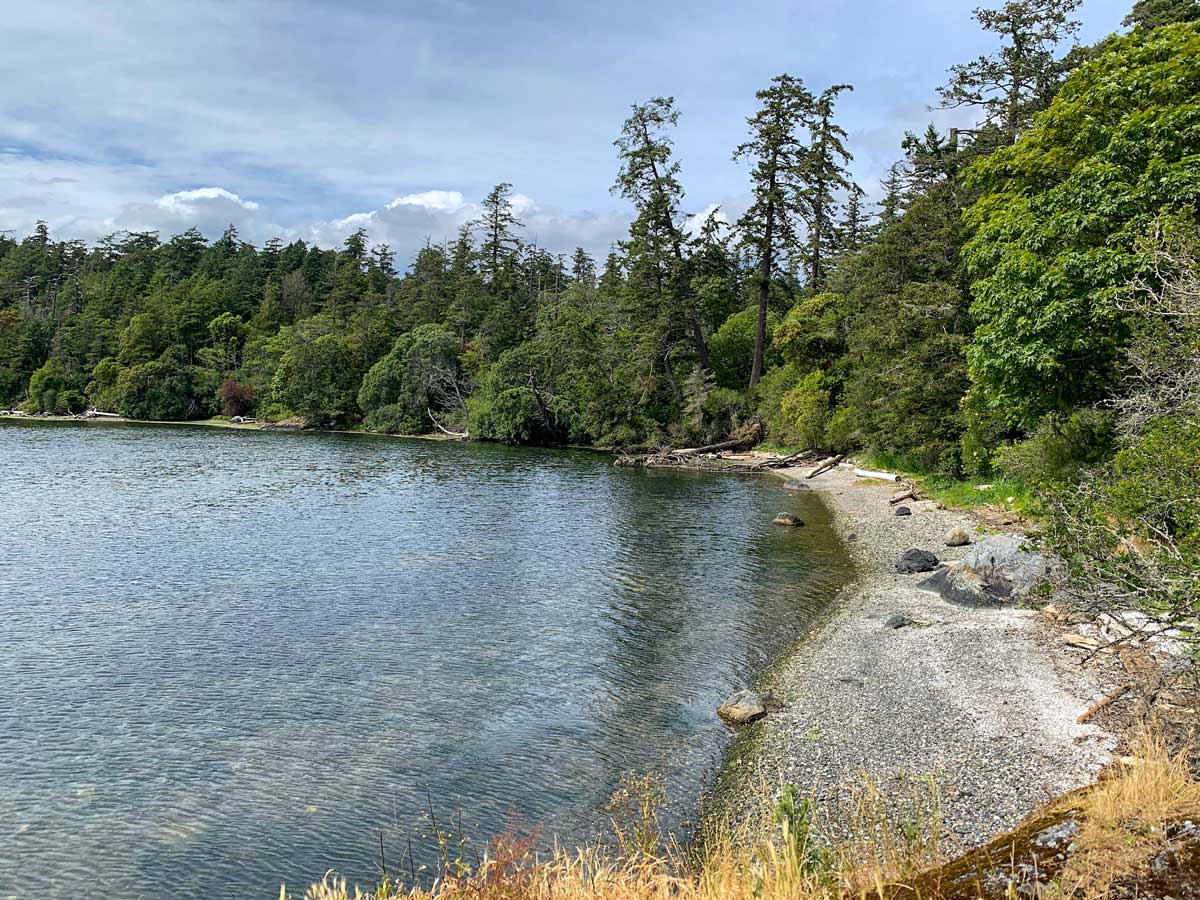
<box><xmin>945</xmin><ymin>526</ymin><xmax>971</xmax><ymax>547</ymax></box>
<box><xmin>782</xmin><ymin>480</ymin><xmax>811</xmax><ymax>493</ymax></box>
<box><xmin>773</xmin><ymin>513</ymin><xmax>805</xmax><ymax>527</ymax></box>
<box><xmin>717</xmin><ymin>690</ymin><xmax>774</xmax><ymax>725</ymax></box>
<box><xmin>896</xmin><ymin>549</ymin><xmax>940</xmax><ymax>574</ymax></box>
<box><xmin>894</xmin><ymin>506</ymin><xmax>913</xmax><ymax>517</ymax></box>
<box><xmin>918</xmin><ymin>533</ymin><xmax>1049</xmax><ymax>607</ymax></box>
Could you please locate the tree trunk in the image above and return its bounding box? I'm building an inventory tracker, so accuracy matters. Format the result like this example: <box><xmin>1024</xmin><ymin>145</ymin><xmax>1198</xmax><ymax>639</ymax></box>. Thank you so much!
<box><xmin>750</xmin><ymin>179</ymin><xmax>776</xmax><ymax>390</ymax></box>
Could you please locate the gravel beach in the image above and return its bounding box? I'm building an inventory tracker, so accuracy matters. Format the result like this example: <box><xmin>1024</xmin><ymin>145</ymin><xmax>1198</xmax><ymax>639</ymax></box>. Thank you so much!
<box><xmin>719</xmin><ymin>464</ymin><xmax>1118</xmax><ymax>853</ymax></box>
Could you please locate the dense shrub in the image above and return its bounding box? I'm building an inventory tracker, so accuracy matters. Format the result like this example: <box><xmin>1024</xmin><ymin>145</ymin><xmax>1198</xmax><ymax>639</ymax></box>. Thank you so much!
<box><xmin>359</xmin><ymin>324</ymin><xmax>460</xmax><ymax>434</ymax></box>
<box><xmin>218</xmin><ymin>379</ymin><xmax>257</xmax><ymax>417</ymax></box>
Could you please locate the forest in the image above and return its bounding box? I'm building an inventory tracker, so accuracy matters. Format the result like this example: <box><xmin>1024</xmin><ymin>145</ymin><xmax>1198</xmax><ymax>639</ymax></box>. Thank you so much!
<box><xmin>2</xmin><ymin>1</ymin><xmax>1198</xmax><ymax>599</ymax></box>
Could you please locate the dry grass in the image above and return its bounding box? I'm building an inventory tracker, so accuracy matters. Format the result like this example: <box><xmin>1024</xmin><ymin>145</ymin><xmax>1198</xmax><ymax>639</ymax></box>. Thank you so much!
<box><xmin>1057</xmin><ymin>727</ymin><xmax>1200</xmax><ymax>896</ymax></box>
<box><xmin>287</xmin><ymin>730</ymin><xmax>1200</xmax><ymax>900</ymax></box>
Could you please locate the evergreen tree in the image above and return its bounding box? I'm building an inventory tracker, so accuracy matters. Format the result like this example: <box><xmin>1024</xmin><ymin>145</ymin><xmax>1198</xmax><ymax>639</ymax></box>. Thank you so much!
<box><xmin>939</xmin><ymin>0</ymin><xmax>1082</xmax><ymax>144</ymax></box>
<box><xmin>798</xmin><ymin>85</ymin><xmax>854</xmax><ymax>290</ymax></box>
<box><xmin>613</xmin><ymin>97</ymin><xmax>711</xmax><ymax>370</ymax></box>
<box><xmin>1124</xmin><ymin>0</ymin><xmax>1200</xmax><ymax>28</ymax></box>
<box><xmin>733</xmin><ymin>73</ymin><xmax>815</xmax><ymax>388</ymax></box>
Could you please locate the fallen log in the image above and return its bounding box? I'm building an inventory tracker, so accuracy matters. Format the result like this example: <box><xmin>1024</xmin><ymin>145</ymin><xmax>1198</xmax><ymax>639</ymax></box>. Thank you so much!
<box><xmin>428</xmin><ymin>409</ymin><xmax>469</xmax><ymax>440</ymax></box>
<box><xmin>854</xmin><ymin>467</ymin><xmax>903</xmax><ymax>483</ymax></box>
<box><xmin>889</xmin><ymin>485</ymin><xmax>919</xmax><ymax>505</ymax></box>
<box><xmin>807</xmin><ymin>454</ymin><xmax>845</xmax><ymax>479</ymax></box>
<box><xmin>1077</xmin><ymin>683</ymin><xmax>1133</xmax><ymax>724</ymax></box>
<box><xmin>752</xmin><ymin>450</ymin><xmax>815</xmax><ymax>471</ymax></box>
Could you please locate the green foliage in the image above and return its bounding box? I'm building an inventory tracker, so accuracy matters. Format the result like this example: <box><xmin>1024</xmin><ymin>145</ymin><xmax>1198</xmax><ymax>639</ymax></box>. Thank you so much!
<box><xmin>710</xmin><ymin>306</ymin><xmax>780</xmax><ymax>389</ymax></box>
<box><xmin>272</xmin><ymin>330</ymin><xmax>360</xmax><ymax>424</ymax></box>
<box><xmin>115</xmin><ymin>354</ymin><xmax>217</xmax><ymax>420</ymax></box>
<box><xmin>1124</xmin><ymin>0</ymin><xmax>1200</xmax><ymax>29</ymax></box>
<box><xmin>994</xmin><ymin>408</ymin><xmax>1116</xmax><ymax>485</ymax></box>
<box><xmin>28</xmin><ymin>358</ymin><xmax>69</xmax><ymax>413</ymax></box>
<box><xmin>964</xmin><ymin>23</ymin><xmax>1200</xmax><ymax>426</ymax></box>
<box><xmin>359</xmin><ymin>324</ymin><xmax>460</xmax><ymax>434</ymax></box>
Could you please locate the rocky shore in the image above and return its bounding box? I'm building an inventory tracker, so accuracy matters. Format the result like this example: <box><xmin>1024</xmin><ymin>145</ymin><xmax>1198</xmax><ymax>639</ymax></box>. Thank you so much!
<box><xmin>715</xmin><ymin>465</ymin><xmax>1118</xmax><ymax>854</ymax></box>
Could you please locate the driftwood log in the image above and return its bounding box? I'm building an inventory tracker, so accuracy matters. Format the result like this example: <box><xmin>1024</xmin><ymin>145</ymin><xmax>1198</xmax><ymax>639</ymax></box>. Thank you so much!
<box><xmin>853</xmin><ymin>467</ymin><xmax>903</xmax><ymax>483</ymax></box>
<box><xmin>807</xmin><ymin>454</ymin><xmax>845</xmax><ymax>479</ymax></box>
<box><xmin>615</xmin><ymin>421</ymin><xmax>764</xmax><ymax>469</ymax></box>
<box><xmin>889</xmin><ymin>483</ymin><xmax>919</xmax><ymax>505</ymax></box>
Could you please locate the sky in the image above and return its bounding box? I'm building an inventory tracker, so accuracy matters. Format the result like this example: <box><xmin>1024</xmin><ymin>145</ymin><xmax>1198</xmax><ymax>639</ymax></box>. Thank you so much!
<box><xmin>0</xmin><ymin>0</ymin><xmax>1131</xmax><ymax>264</ymax></box>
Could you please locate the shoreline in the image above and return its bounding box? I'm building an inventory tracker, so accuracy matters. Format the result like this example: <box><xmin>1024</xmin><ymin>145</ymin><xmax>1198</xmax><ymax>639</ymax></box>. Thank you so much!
<box><xmin>709</xmin><ymin>465</ymin><xmax>1118</xmax><ymax>855</ymax></box>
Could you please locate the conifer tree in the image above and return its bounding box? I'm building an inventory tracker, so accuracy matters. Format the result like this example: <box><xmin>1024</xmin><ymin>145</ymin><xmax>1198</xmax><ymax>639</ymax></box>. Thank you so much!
<box><xmin>939</xmin><ymin>0</ymin><xmax>1082</xmax><ymax>144</ymax></box>
<box><xmin>613</xmin><ymin>97</ymin><xmax>711</xmax><ymax>370</ymax></box>
<box><xmin>733</xmin><ymin>74</ymin><xmax>815</xmax><ymax>388</ymax></box>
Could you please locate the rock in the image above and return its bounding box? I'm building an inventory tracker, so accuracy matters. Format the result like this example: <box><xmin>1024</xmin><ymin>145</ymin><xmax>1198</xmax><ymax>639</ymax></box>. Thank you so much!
<box><xmin>773</xmin><ymin>513</ymin><xmax>805</xmax><ymax>527</ymax></box>
<box><xmin>894</xmin><ymin>506</ymin><xmax>912</xmax><ymax>517</ymax></box>
<box><xmin>1041</xmin><ymin>603</ymin><xmax>1063</xmax><ymax>623</ymax></box>
<box><xmin>231</xmin><ymin>416</ymin><xmax>244</xmax><ymax>424</ymax></box>
<box><xmin>717</xmin><ymin>690</ymin><xmax>771</xmax><ymax>725</ymax></box>
<box><xmin>782</xmin><ymin>481</ymin><xmax>811</xmax><ymax>493</ymax></box>
<box><xmin>945</xmin><ymin>526</ymin><xmax>971</xmax><ymax>547</ymax></box>
<box><xmin>885</xmin><ymin>613</ymin><xmax>918</xmax><ymax>629</ymax></box>
<box><xmin>917</xmin><ymin>533</ymin><xmax>1049</xmax><ymax>607</ymax></box>
<box><xmin>896</xmin><ymin>548</ymin><xmax>940</xmax><ymax>574</ymax></box>
<box><xmin>846</xmin><ymin>532</ymin><xmax>859</xmax><ymax>542</ymax></box>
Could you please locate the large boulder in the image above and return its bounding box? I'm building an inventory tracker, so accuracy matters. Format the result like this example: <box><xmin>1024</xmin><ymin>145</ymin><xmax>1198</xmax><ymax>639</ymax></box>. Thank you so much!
<box><xmin>717</xmin><ymin>690</ymin><xmax>774</xmax><ymax>725</ymax></box>
<box><xmin>896</xmin><ymin>549</ymin><xmax>940</xmax><ymax>574</ymax></box>
<box><xmin>918</xmin><ymin>533</ymin><xmax>1048</xmax><ymax>607</ymax></box>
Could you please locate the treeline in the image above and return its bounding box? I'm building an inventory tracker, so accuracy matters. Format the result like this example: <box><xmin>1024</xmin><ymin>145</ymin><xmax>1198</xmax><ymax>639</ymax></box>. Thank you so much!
<box><xmin>2</xmin><ymin>1</ymin><xmax>1198</xmax><ymax>485</ymax></box>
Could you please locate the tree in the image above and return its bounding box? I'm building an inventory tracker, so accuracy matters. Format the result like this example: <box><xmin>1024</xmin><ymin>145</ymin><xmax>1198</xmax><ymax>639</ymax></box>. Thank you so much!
<box><xmin>964</xmin><ymin>22</ymin><xmax>1200</xmax><ymax>426</ymax></box>
<box><xmin>613</xmin><ymin>97</ymin><xmax>711</xmax><ymax>369</ymax></box>
<box><xmin>733</xmin><ymin>73</ymin><xmax>815</xmax><ymax>388</ymax></box>
<box><xmin>798</xmin><ymin>85</ymin><xmax>854</xmax><ymax>290</ymax></box>
<box><xmin>475</xmin><ymin>183</ymin><xmax>523</xmax><ymax>286</ymax></box>
<box><xmin>939</xmin><ymin>0</ymin><xmax>1083</xmax><ymax>144</ymax></box>
<box><xmin>1124</xmin><ymin>0</ymin><xmax>1200</xmax><ymax>28</ymax></box>
<box><xmin>358</xmin><ymin>323</ymin><xmax>460</xmax><ymax>434</ymax></box>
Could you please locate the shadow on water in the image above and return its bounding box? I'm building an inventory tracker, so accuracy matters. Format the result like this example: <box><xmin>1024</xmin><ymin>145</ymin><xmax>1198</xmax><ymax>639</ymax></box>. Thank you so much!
<box><xmin>0</xmin><ymin>420</ymin><xmax>852</xmax><ymax>899</ymax></box>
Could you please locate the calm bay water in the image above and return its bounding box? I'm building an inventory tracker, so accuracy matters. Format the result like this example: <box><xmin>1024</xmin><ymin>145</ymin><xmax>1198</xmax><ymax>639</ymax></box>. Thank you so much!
<box><xmin>0</xmin><ymin>421</ymin><xmax>849</xmax><ymax>899</ymax></box>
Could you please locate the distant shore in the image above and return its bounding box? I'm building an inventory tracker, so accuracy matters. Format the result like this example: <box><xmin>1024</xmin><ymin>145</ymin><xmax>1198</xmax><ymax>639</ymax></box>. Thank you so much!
<box><xmin>710</xmin><ymin>465</ymin><xmax>1118</xmax><ymax>855</ymax></box>
<box><xmin>0</xmin><ymin>412</ymin><xmax>457</xmax><ymax>441</ymax></box>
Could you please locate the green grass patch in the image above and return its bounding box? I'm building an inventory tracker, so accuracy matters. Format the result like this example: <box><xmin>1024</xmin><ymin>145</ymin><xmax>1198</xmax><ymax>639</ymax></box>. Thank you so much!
<box><xmin>859</xmin><ymin>451</ymin><xmax>1036</xmax><ymax>517</ymax></box>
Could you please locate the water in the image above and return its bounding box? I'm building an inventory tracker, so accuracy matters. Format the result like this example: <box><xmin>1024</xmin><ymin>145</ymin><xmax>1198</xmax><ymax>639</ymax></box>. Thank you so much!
<box><xmin>0</xmin><ymin>420</ymin><xmax>850</xmax><ymax>899</ymax></box>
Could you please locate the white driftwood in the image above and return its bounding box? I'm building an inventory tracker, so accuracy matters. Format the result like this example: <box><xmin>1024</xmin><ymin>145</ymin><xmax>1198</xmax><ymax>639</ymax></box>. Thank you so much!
<box><xmin>807</xmin><ymin>454</ymin><xmax>845</xmax><ymax>479</ymax></box>
<box><xmin>853</xmin><ymin>467</ymin><xmax>903</xmax><ymax>483</ymax></box>
<box><xmin>427</xmin><ymin>409</ymin><xmax>469</xmax><ymax>440</ymax></box>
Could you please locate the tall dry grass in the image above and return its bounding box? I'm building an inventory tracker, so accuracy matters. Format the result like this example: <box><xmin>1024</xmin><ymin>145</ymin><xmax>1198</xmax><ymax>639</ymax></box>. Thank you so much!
<box><xmin>286</xmin><ymin>730</ymin><xmax>1200</xmax><ymax>900</ymax></box>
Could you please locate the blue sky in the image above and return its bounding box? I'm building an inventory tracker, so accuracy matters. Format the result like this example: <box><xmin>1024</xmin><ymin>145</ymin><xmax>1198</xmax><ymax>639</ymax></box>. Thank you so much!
<box><xmin>0</xmin><ymin>0</ymin><xmax>1130</xmax><ymax>261</ymax></box>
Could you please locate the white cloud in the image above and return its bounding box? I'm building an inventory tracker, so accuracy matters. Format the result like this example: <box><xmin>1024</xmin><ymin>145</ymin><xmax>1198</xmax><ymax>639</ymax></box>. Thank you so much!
<box><xmin>154</xmin><ymin>187</ymin><xmax>260</xmax><ymax>216</ymax></box>
<box><xmin>386</xmin><ymin>190</ymin><xmax>468</xmax><ymax>212</ymax></box>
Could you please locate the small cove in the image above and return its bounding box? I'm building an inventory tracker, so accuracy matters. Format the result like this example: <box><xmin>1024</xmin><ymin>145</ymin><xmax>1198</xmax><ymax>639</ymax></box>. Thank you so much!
<box><xmin>0</xmin><ymin>420</ymin><xmax>852</xmax><ymax>899</ymax></box>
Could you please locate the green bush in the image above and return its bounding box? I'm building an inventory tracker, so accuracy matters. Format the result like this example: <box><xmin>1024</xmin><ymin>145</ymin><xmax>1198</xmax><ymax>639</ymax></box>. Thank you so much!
<box><xmin>359</xmin><ymin>323</ymin><xmax>460</xmax><ymax>434</ymax></box>
<box><xmin>995</xmin><ymin>408</ymin><xmax>1116</xmax><ymax>486</ymax></box>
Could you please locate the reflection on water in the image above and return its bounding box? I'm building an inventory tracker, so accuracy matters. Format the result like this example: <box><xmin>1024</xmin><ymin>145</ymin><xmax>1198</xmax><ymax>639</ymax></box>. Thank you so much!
<box><xmin>0</xmin><ymin>421</ymin><xmax>850</xmax><ymax>899</ymax></box>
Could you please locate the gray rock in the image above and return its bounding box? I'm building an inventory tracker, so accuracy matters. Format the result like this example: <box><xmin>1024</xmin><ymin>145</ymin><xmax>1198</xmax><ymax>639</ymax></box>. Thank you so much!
<box><xmin>945</xmin><ymin>526</ymin><xmax>971</xmax><ymax>547</ymax></box>
<box><xmin>717</xmin><ymin>690</ymin><xmax>771</xmax><ymax>725</ymax></box>
<box><xmin>894</xmin><ymin>506</ymin><xmax>912</xmax><ymax>517</ymax></box>
<box><xmin>782</xmin><ymin>481</ymin><xmax>811</xmax><ymax>493</ymax></box>
<box><xmin>773</xmin><ymin>513</ymin><xmax>805</xmax><ymax>527</ymax></box>
<box><xmin>885</xmin><ymin>613</ymin><xmax>917</xmax><ymax>630</ymax></box>
<box><xmin>896</xmin><ymin>548</ymin><xmax>940</xmax><ymax>574</ymax></box>
<box><xmin>918</xmin><ymin>533</ymin><xmax>1049</xmax><ymax>607</ymax></box>
<box><xmin>846</xmin><ymin>532</ymin><xmax>859</xmax><ymax>543</ymax></box>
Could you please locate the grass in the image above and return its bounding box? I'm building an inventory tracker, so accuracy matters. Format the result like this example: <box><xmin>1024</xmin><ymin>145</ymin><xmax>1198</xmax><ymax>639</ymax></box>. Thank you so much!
<box><xmin>285</xmin><ymin>728</ymin><xmax>1200</xmax><ymax>900</ymax></box>
<box><xmin>857</xmin><ymin>451</ymin><xmax>1036</xmax><ymax>518</ymax></box>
